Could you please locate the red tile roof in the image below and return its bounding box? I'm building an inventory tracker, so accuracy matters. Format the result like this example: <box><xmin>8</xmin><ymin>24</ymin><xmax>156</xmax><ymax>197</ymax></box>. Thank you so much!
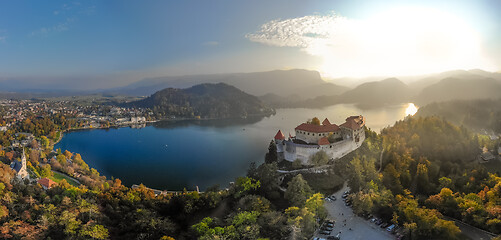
<box><xmin>340</xmin><ymin>115</ymin><xmax>365</xmax><ymax>130</ymax></box>
<box><xmin>38</xmin><ymin>178</ymin><xmax>57</xmax><ymax>189</ymax></box>
<box><xmin>295</xmin><ymin>123</ymin><xmax>340</xmax><ymax>133</ymax></box>
<box><xmin>318</xmin><ymin>137</ymin><xmax>330</xmax><ymax>145</ymax></box>
<box><xmin>322</xmin><ymin>118</ymin><xmax>331</xmax><ymax>125</ymax></box>
<box><xmin>274</xmin><ymin>130</ymin><xmax>285</xmax><ymax>140</ymax></box>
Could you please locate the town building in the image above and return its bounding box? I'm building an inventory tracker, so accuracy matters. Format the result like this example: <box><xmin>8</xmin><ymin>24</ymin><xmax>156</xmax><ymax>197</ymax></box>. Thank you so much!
<box><xmin>38</xmin><ymin>178</ymin><xmax>57</xmax><ymax>190</ymax></box>
<box><xmin>10</xmin><ymin>148</ymin><xmax>29</xmax><ymax>180</ymax></box>
<box><xmin>275</xmin><ymin>116</ymin><xmax>366</xmax><ymax>164</ymax></box>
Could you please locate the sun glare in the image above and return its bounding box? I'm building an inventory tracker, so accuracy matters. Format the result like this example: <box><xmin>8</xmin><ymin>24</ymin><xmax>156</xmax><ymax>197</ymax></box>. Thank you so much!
<box><xmin>318</xmin><ymin>7</ymin><xmax>494</xmax><ymax>78</ymax></box>
<box><xmin>405</xmin><ymin>103</ymin><xmax>418</xmax><ymax>116</ymax></box>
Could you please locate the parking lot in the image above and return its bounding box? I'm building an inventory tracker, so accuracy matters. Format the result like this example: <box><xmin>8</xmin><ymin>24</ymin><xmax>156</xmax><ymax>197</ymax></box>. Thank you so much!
<box><xmin>313</xmin><ymin>184</ymin><xmax>396</xmax><ymax>240</ymax></box>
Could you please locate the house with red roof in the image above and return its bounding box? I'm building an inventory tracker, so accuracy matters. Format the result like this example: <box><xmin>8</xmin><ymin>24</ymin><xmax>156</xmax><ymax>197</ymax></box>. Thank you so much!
<box><xmin>274</xmin><ymin>116</ymin><xmax>366</xmax><ymax>164</ymax></box>
<box><xmin>38</xmin><ymin>178</ymin><xmax>57</xmax><ymax>190</ymax></box>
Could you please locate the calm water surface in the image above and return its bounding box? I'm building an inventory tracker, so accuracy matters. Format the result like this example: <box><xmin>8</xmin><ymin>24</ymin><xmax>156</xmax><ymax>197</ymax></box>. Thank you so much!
<box><xmin>55</xmin><ymin>104</ymin><xmax>415</xmax><ymax>190</ymax></box>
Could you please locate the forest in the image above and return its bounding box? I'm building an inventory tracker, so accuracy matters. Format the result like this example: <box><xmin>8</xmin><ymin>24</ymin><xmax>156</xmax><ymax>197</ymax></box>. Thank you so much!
<box><xmin>345</xmin><ymin>116</ymin><xmax>501</xmax><ymax>239</ymax></box>
<box><xmin>0</xmin><ymin>105</ymin><xmax>500</xmax><ymax>239</ymax></box>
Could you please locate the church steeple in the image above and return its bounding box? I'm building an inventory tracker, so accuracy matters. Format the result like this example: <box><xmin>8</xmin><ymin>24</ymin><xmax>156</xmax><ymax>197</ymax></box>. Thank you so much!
<box><xmin>21</xmin><ymin>147</ymin><xmax>26</xmax><ymax>168</ymax></box>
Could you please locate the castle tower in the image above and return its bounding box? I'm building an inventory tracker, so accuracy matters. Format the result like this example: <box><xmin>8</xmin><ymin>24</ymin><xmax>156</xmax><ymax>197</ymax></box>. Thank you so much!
<box><xmin>274</xmin><ymin>130</ymin><xmax>285</xmax><ymax>153</ymax></box>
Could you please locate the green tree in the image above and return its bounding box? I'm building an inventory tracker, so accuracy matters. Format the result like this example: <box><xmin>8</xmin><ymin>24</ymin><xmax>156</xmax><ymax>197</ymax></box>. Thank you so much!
<box><xmin>292</xmin><ymin>159</ymin><xmax>302</xmax><ymax>169</ymax></box>
<box><xmin>79</xmin><ymin>224</ymin><xmax>109</xmax><ymax>240</ymax></box>
<box><xmin>40</xmin><ymin>136</ymin><xmax>50</xmax><ymax>149</ymax></box>
<box><xmin>265</xmin><ymin>140</ymin><xmax>277</xmax><ymax>164</ymax></box>
<box><xmin>309</xmin><ymin>150</ymin><xmax>329</xmax><ymax>166</ymax></box>
<box><xmin>305</xmin><ymin>193</ymin><xmax>327</xmax><ymax>220</ymax></box>
<box><xmin>285</xmin><ymin>174</ymin><xmax>313</xmax><ymax>207</ymax></box>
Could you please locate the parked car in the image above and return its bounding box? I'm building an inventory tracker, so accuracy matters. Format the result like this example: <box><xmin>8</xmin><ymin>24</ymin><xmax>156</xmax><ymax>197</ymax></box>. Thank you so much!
<box><xmin>376</xmin><ymin>219</ymin><xmax>384</xmax><ymax>225</ymax></box>
<box><xmin>327</xmin><ymin>236</ymin><xmax>340</xmax><ymax>240</ymax></box>
<box><xmin>322</xmin><ymin>225</ymin><xmax>334</xmax><ymax>231</ymax></box>
<box><xmin>386</xmin><ymin>224</ymin><xmax>396</xmax><ymax>232</ymax></box>
<box><xmin>320</xmin><ymin>230</ymin><xmax>331</xmax><ymax>235</ymax></box>
<box><xmin>380</xmin><ymin>222</ymin><xmax>390</xmax><ymax>228</ymax></box>
<box><xmin>324</xmin><ymin>222</ymin><xmax>334</xmax><ymax>227</ymax></box>
<box><xmin>328</xmin><ymin>196</ymin><xmax>337</xmax><ymax>201</ymax></box>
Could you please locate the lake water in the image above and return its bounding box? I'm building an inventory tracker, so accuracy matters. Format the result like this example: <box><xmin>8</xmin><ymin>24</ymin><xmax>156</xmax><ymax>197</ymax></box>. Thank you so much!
<box><xmin>55</xmin><ymin>103</ymin><xmax>415</xmax><ymax>191</ymax></box>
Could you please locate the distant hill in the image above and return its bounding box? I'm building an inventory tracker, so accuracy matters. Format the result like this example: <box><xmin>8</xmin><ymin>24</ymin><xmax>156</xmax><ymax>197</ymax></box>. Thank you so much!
<box><xmin>109</xmin><ymin>69</ymin><xmax>350</xmax><ymax>98</ymax></box>
<box><xmin>298</xmin><ymin>78</ymin><xmax>412</xmax><ymax>108</ymax></box>
<box><xmin>128</xmin><ymin>83</ymin><xmax>275</xmax><ymax>119</ymax></box>
<box><xmin>408</xmin><ymin>70</ymin><xmax>492</xmax><ymax>94</ymax></box>
<box><xmin>416</xmin><ymin>98</ymin><xmax>501</xmax><ymax>133</ymax></box>
<box><xmin>415</xmin><ymin>77</ymin><xmax>501</xmax><ymax>105</ymax></box>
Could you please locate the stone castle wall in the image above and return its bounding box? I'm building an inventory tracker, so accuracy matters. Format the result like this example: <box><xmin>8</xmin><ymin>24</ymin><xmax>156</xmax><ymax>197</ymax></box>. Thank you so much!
<box><xmin>282</xmin><ymin>131</ymin><xmax>365</xmax><ymax>165</ymax></box>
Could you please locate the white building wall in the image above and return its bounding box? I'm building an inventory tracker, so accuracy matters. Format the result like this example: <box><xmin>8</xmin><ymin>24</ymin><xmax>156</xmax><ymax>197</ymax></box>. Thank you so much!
<box><xmin>295</xmin><ymin>130</ymin><xmax>341</xmax><ymax>144</ymax></box>
<box><xmin>283</xmin><ymin>129</ymin><xmax>365</xmax><ymax>165</ymax></box>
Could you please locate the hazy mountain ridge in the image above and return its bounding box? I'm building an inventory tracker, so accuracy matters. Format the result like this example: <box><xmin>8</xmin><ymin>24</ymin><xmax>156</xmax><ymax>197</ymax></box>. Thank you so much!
<box><xmin>127</xmin><ymin>83</ymin><xmax>275</xmax><ymax>119</ymax></box>
<box><xmin>270</xmin><ymin>69</ymin><xmax>501</xmax><ymax>108</ymax></box>
<box><xmin>111</xmin><ymin>69</ymin><xmax>350</xmax><ymax>98</ymax></box>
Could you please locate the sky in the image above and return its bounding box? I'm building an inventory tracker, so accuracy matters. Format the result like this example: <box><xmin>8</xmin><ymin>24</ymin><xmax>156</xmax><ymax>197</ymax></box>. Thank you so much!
<box><xmin>1</xmin><ymin>0</ymin><xmax>500</xmax><ymax>90</ymax></box>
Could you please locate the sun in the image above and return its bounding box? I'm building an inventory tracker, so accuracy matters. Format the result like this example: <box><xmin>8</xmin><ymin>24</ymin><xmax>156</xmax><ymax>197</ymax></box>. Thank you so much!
<box><xmin>318</xmin><ymin>7</ymin><xmax>494</xmax><ymax>78</ymax></box>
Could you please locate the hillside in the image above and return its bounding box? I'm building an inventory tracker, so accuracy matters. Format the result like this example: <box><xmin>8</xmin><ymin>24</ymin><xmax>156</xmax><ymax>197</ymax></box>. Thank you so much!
<box><xmin>128</xmin><ymin>83</ymin><xmax>275</xmax><ymax>119</ymax></box>
<box><xmin>416</xmin><ymin>98</ymin><xmax>501</xmax><ymax>133</ymax></box>
<box><xmin>299</xmin><ymin>78</ymin><xmax>412</xmax><ymax>108</ymax></box>
<box><xmin>415</xmin><ymin>77</ymin><xmax>501</xmax><ymax>105</ymax></box>
<box><xmin>110</xmin><ymin>69</ymin><xmax>350</xmax><ymax>98</ymax></box>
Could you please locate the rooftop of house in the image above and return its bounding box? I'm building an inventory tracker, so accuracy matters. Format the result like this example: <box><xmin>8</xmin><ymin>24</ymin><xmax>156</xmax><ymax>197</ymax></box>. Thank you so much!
<box><xmin>295</xmin><ymin>118</ymin><xmax>341</xmax><ymax>133</ymax></box>
<box><xmin>38</xmin><ymin>178</ymin><xmax>57</xmax><ymax>189</ymax></box>
<box><xmin>317</xmin><ymin>137</ymin><xmax>330</xmax><ymax>145</ymax></box>
<box><xmin>10</xmin><ymin>160</ymin><xmax>22</xmax><ymax>172</ymax></box>
<box><xmin>340</xmin><ymin>115</ymin><xmax>365</xmax><ymax>130</ymax></box>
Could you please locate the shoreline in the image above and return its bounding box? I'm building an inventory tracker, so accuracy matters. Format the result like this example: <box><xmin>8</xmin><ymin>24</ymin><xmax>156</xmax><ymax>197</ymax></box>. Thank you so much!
<box><xmin>58</xmin><ymin>112</ymin><xmax>275</xmax><ymax>135</ymax></box>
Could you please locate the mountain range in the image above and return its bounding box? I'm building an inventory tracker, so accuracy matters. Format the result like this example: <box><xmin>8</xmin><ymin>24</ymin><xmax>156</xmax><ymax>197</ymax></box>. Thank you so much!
<box><xmin>265</xmin><ymin>69</ymin><xmax>501</xmax><ymax>108</ymax></box>
<box><xmin>109</xmin><ymin>69</ymin><xmax>349</xmax><ymax>99</ymax></box>
<box><xmin>2</xmin><ymin>69</ymin><xmax>501</xmax><ymax>109</ymax></box>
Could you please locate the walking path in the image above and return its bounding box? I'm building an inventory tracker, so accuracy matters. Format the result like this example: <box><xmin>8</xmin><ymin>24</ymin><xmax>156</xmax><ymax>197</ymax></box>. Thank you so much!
<box><xmin>443</xmin><ymin>216</ymin><xmax>496</xmax><ymax>240</ymax></box>
<box><xmin>277</xmin><ymin>165</ymin><xmax>331</xmax><ymax>174</ymax></box>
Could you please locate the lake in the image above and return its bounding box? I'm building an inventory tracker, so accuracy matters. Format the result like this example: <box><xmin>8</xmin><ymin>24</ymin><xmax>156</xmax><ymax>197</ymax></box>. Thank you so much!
<box><xmin>55</xmin><ymin>103</ymin><xmax>416</xmax><ymax>191</ymax></box>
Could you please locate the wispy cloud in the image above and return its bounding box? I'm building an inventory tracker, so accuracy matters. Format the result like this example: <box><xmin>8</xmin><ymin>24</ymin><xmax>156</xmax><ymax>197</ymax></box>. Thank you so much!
<box><xmin>30</xmin><ymin>18</ymin><xmax>75</xmax><ymax>37</ymax></box>
<box><xmin>246</xmin><ymin>8</ymin><xmax>494</xmax><ymax>77</ymax></box>
<box><xmin>30</xmin><ymin>2</ymin><xmax>93</xmax><ymax>38</ymax></box>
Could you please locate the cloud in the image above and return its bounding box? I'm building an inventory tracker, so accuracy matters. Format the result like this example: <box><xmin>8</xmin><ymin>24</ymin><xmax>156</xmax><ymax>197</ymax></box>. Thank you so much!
<box><xmin>202</xmin><ymin>41</ymin><xmax>219</xmax><ymax>46</ymax></box>
<box><xmin>246</xmin><ymin>13</ymin><xmax>344</xmax><ymax>49</ymax></box>
<box><xmin>246</xmin><ymin>8</ymin><xmax>494</xmax><ymax>78</ymax></box>
<box><xmin>30</xmin><ymin>18</ymin><xmax>75</xmax><ymax>37</ymax></box>
<box><xmin>31</xmin><ymin>2</ymin><xmax>92</xmax><ymax>37</ymax></box>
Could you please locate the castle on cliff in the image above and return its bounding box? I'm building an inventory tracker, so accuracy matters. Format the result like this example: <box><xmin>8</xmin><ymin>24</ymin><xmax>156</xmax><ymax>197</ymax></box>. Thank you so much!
<box><xmin>274</xmin><ymin>116</ymin><xmax>366</xmax><ymax>164</ymax></box>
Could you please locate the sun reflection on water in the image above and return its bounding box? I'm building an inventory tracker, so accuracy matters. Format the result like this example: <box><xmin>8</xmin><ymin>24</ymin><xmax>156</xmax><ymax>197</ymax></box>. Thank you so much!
<box><xmin>405</xmin><ymin>103</ymin><xmax>418</xmax><ymax>116</ymax></box>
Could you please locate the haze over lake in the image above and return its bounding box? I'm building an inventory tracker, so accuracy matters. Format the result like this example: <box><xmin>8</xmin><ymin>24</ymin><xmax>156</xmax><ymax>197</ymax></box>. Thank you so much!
<box><xmin>55</xmin><ymin>103</ymin><xmax>415</xmax><ymax>190</ymax></box>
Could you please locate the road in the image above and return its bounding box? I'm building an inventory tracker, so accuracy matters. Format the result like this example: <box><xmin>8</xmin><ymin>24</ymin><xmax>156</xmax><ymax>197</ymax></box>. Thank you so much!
<box><xmin>443</xmin><ymin>216</ymin><xmax>496</xmax><ymax>240</ymax></box>
<box><xmin>313</xmin><ymin>183</ymin><xmax>395</xmax><ymax>240</ymax></box>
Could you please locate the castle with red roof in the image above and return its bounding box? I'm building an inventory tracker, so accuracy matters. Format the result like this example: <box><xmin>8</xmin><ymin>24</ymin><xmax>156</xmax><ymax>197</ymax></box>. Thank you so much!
<box><xmin>274</xmin><ymin>115</ymin><xmax>365</xmax><ymax>164</ymax></box>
